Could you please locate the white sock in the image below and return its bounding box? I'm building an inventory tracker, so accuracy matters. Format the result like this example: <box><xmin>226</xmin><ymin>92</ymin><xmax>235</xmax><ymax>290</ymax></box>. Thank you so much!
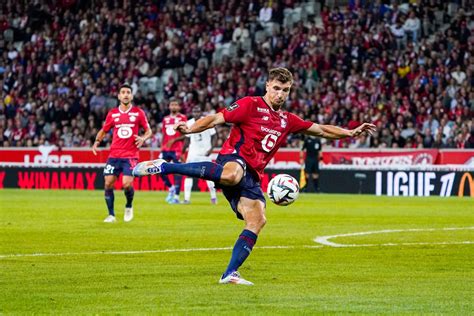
<box><xmin>184</xmin><ymin>177</ymin><xmax>193</xmax><ymax>201</ymax></box>
<box><xmin>207</xmin><ymin>180</ymin><xmax>216</xmax><ymax>199</ymax></box>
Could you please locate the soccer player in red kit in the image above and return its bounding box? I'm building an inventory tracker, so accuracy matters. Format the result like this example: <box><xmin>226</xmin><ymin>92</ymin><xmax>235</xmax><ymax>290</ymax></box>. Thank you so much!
<box><xmin>133</xmin><ymin>68</ymin><xmax>376</xmax><ymax>284</ymax></box>
<box><xmin>160</xmin><ymin>99</ymin><xmax>187</xmax><ymax>203</ymax></box>
<box><xmin>92</xmin><ymin>84</ymin><xmax>152</xmax><ymax>223</ymax></box>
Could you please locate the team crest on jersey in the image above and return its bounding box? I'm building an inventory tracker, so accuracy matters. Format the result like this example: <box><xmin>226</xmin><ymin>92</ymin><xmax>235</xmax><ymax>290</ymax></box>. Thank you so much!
<box><xmin>281</xmin><ymin>119</ymin><xmax>287</xmax><ymax>128</ymax></box>
<box><xmin>226</xmin><ymin>103</ymin><xmax>239</xmax><ymax>112</ymax></box>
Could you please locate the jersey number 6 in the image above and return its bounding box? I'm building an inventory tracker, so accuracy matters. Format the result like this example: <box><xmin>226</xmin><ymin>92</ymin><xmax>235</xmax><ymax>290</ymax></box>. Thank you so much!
<box><xmin>261</xmin><ymin>134</ymin><xmax>278</xmax><ymax>152</ymax></box>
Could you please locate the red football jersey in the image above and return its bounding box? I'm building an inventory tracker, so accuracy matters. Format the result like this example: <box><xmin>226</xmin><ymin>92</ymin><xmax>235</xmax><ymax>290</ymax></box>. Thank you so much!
<box><xmin>221</xmin><ymin>96</ymin><xmax>313</xmax><ymax>180</ymax></box>
<box><xmin>103</xmin><ymin>105</ymin><xmax>150</xmax><ymax>158</ymax></box>
<box><xmin>161</xmin><ymin>113</ymin><xmax>187</xmax><ymax>153</ymax></box>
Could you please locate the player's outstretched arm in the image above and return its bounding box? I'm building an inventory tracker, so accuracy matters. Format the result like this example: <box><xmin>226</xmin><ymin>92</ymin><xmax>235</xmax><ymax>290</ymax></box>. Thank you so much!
<box><xmin>175</xmin><ymin>113</ymin><xmax>225</xmax><ymax>135</ymax></box>
<box><xmin>304</xmin><ymin>123</ymin><xmax>376</xmax><ymax>139</ymax></box>
<box><xmin>92</xmin><ymin>129</ymin><xmax>107</xmax><ymax>155</ymax></box>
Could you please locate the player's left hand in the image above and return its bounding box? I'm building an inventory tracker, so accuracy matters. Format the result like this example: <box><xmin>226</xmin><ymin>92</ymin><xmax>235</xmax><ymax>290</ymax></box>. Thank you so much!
<box><xmin>350</xmin><ymin>123</ymin><xmax>376</xmax><ymax>137</ymax></box>
<box><xmin>134</xmin><ymin>135</ymin><xmax>146</xmax><ymax>148</ymax></box>
<box><xmin>174</xmin><ymin>122</ymin><xmax>190</xmax><ymax>134</ymax></box>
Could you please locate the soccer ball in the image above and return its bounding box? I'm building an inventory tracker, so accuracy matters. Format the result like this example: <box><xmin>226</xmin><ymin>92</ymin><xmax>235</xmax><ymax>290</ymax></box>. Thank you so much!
<box><xmin>267</xmin><ymin>174</ymin><xmax>300</xmax><ymax>206</ymax></box>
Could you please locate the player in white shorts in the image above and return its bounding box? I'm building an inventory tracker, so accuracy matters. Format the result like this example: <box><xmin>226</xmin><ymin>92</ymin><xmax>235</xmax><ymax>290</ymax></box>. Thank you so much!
<box><xmin>182</xmin><ymin>106</ymin><xmax>218</xmax><ymax>204</ymax></box>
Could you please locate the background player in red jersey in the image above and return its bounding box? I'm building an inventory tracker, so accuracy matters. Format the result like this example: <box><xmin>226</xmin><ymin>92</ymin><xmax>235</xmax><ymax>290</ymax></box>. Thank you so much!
<box><xmin>160</xmin><ymin>99</ymin><xmax>187</xmax><ymax>203</ymax></box>
<box><xmin>92</xmin><ymin>84</ymin><xmax>151</xmax><ymax>223</ymax></box>
<box><xmin>133</xmin><ymin>68</ymin><xmax>376</xmax><ymax>284</ymax></box>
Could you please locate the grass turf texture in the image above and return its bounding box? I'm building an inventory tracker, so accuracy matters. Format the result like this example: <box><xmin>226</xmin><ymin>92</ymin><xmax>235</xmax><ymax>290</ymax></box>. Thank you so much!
<box><xmin>0</xmin><ymin>189</ymin><xmax>472</xmax><ymax>314</ymax></box>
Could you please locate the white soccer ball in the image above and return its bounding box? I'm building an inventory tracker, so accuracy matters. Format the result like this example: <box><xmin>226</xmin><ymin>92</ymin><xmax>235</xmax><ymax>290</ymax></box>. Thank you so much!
<box><xmin>267</xmin><ymin>174</ymin><xmax>300</xmax><ymax>206</ymax></box>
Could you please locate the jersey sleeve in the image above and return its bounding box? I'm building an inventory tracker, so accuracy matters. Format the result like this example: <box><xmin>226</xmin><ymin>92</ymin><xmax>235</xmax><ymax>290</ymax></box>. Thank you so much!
<box><xmin>102</xmin><ymin>111</ymin><xmax>114</xmax><ymax>132</ymax></box>
<box><xmin>287</xmin><ymin>112</ymin><xmax>313</xmax><ymax>134</ymax></box>
<box><xmin>139</xmin><ymin>109</ymin><xmax>150</xmax><ymax>130</ymax></box>
<box><xmin>222</xmin><ymin>97</ymin><xmax>251</xmax><ymax>124</ymax></box>
<box><xmin>209</xmin><ymin>127</ymin><xmax>216</xmax><ymax>136</ymax></box>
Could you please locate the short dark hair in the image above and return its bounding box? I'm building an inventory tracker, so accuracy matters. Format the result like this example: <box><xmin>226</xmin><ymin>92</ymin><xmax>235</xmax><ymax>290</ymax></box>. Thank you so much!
<box><xmin>169</xmin><ymin>97</ymin><xmax>180</xmax><ymax>104</ymax></box>
<box><xmin>268</xmin><ymin>67</ymin><xmax>293</xmax><ymax>84</ymax></box>
<box><xmin>119</xmin><ymin>83</ymin><xmax>132</xmax><ymax>92</ymax></box>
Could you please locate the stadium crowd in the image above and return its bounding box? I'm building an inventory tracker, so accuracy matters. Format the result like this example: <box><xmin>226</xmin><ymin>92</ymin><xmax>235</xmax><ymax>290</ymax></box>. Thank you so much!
<box><xmin>0</xmin><ymin>0</ymin><xmax>473</xmax><ymax>150</ymax></box>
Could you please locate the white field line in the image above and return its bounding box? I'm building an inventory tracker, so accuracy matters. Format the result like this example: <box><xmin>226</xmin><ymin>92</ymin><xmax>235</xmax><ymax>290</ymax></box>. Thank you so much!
<box><xmin>2</xmin><ymin>227</ymin><xmax>473</xmax><ymax>259</ymax></box>
<box><xmin>314</xmin><ymin>227</ymin><xmax>474</xmax><ymax>248</ymax></box>
<box><xmin>0</xmin><ymin>245</ymin><xmax>323</xmax><ymax>259</ymax></box>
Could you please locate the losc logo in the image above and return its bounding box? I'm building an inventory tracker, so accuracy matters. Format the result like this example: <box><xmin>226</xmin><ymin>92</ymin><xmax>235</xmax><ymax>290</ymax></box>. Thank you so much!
<box><xmin>413</xmin><ymin>153</ymin><xmax>434</xmax><ymax>164</ymax></box>
<box><xmin>24</xmin><ymin>145</ymin><xmax>73</xmax><ymax>166</ymax></box>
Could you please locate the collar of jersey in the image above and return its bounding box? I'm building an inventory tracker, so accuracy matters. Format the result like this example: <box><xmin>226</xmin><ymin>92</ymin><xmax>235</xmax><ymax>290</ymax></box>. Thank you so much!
<box><xmin>119</xmin><ymin>104</ymin><xmax>133</xmax><ymax>114</ymax></box>
<box><xmin>260</xmin><ymin>96</ymin><xmax>280</xmax><ymax>113</ymax></box>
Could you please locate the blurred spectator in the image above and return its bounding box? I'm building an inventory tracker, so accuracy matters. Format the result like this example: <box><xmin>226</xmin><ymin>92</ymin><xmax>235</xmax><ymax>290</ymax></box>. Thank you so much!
<box><xmin>403</xmin><ymin>10</ymin><xmax>421</xmax><ymax>44</ymax></box>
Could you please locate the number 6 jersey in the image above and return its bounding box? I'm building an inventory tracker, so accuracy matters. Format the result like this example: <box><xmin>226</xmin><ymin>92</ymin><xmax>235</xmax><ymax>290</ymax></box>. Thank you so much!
<box><xmin>221</xmin><ymin>96</ymin><xmax>312</xmax><ymax>180</ymax></box>
<box><xmin>102</xmin><ymin>105</ymin><xmax>150</xmax><ymax>158</ymax></box>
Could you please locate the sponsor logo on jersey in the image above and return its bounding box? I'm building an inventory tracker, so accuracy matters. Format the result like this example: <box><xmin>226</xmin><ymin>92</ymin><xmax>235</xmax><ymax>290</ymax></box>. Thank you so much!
<box><xmin>261</xmin><ymin>126</ymin><xmax>282</xmax><ymax>136</ymax></box>
<box><xmin>226</xmin><ymin>103</ymin><xmax>239</xmax><ymax>111</ymax></box>
<box><xmin>257</xmin><ymin>107</ymin><xmax>270</xmax><ymax>113</ymax></box>
<box><xmin>129</xmin><ymin>112</ymin><xmax>139</xmax><ymax>116</ymax></box>
<box><xmin>112</xmin><ymin>113</ymin><xmax>120</xmax><ymax>118</ymax></box>
<box><xmin>129</xmin><ymin>116</ymin><xmax>136</xmax><ymax>122</ymax></box>
<box><xmin>262</xmin><ymin>116</ymin><xmax>269</xmax><ymax>121</ymax></box>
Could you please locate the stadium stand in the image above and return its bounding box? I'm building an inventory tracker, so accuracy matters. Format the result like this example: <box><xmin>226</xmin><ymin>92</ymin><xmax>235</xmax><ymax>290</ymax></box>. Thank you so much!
<box><xmin>0</xmin><ymin>0</ymin><xmax>472</xmax><ymax>149</ymax></box>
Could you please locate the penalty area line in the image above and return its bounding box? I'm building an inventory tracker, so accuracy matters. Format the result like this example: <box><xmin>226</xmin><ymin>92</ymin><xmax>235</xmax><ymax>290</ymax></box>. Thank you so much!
<box><xmin>314</xmin><ymin>226</ymin><xmax>474</xmax><ymax>248</ymax></box>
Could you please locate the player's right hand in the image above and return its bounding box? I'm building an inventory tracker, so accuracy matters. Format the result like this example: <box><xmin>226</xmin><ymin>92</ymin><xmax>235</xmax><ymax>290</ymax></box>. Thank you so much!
<box><xmin>174</xmin><ymin>122</ymin><xmax>190</xmax><ymax>134</ymax></box>
<box><xmin>92</xmin><ymin>142</ymin><xmax>99</xmax><ymax>156</ymax></box>
<box><xmin>350</xmin><ymin>123</ymin><xmax>376</xmax><ymax>137</ymax></box>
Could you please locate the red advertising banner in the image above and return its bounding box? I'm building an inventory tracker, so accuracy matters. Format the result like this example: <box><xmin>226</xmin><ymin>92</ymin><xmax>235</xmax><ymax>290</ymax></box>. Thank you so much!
<box><xmin>0</xmin><ymin>147</ymin><xmax>302</xmax><ymax>169</ymax></box>
<box><xmin>0</xmin><ymin>147</ymin><xmax>158</xmax><ymax>165</ymax></box>
<box><xmin>0</xmin><ymin>147</ymin><xmax>472</xmax><ymax>167</ymax></box>
<box><xmin>321</xmin><ymin>149</ymin><xmax>440</xmax><ymax>166</ymax></box>
<box><xmin>437</xmin><ymin>150</ymin><xmax>474</xmax><ymax>165</ymax></box>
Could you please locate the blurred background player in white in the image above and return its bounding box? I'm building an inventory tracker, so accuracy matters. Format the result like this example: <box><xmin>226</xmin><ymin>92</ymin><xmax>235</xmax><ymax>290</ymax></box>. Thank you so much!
<box><xmin>160</xmin><ymin>99</ymin><xmax>187</xmax><ymax>204</ymax></box>
<box><xmin>182</xmin><ymin>106</ymin><xmax>217</xmax><ymax>204</ymax></box>
<box><xmin>92</xmin><ymin>83</ymin><xmax>151</xmax><ymax>223</ymax></box>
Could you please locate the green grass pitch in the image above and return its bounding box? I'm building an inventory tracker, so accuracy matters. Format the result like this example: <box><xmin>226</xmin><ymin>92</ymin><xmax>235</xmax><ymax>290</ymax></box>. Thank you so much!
<box><xmin>0</xmin><ymin>189</ymin><xmax>472</xmax><ymax>314</ymax></box>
